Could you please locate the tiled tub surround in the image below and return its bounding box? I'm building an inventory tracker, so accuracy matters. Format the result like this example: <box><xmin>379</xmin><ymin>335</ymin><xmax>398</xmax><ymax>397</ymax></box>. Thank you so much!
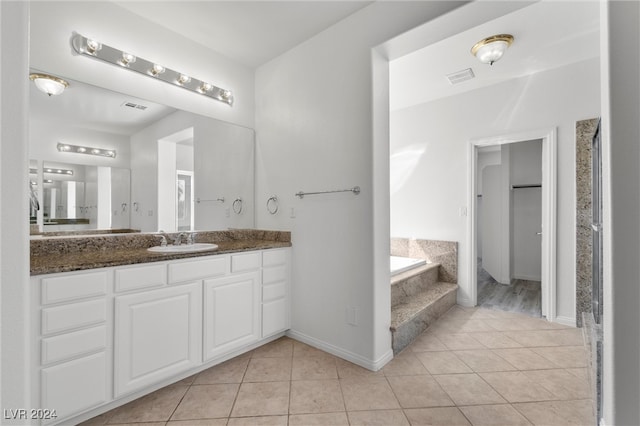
<box><xmin>31</xmin><ymin>229</ymin><xmax>291</xmax><ymax>274</ymax></box>
<box><xmin>390</xmin><ymin>238</ymin><xmax>459</xmax><ymax>354</ymax></box>
<box><xmin>391</xmin><ymin>238</ymin><xmax>458</xmax><ymax>284</ymax></box>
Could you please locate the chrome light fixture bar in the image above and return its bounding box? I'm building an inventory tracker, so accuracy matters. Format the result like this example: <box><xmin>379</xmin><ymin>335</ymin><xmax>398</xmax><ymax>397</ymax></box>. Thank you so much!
<box><xmin>57</xmin><ymin>143</ymin><xmax>116</xmax><ymax>158</ymax></box>
<box><xmin>71</xmin><ymin>33</ymin><xmax>234</xmax><ymax>106</ymax></box>
<box><xmin>44</xmin><ymin>167</ymin><xmax>74</xmax><ymax>176</ymax></box>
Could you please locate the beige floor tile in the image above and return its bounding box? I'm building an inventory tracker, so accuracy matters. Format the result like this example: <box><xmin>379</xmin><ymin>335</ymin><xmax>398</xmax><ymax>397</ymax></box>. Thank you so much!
<box><xmin>430</xmin><ymin>318</ymin><xmax>497</xmax><ymax>334</ymax></box>
<box><xmin>387</xmin><ymin>375</ymin><xmax>454</xmax><ymax>408</ymax></box>
<box><xmin>336</xmin><ymin>358</ymin><xmax>384</xmax><ymax>379</ymax></box>
<box><xmin>78</xmin><ymin>411</ymin><xmax>112</xmax><ymax>425</ymax></box>
<box><xmin>479</xmin><ymin>371</ymin><xmax>557</xmax><ymax>403</ymax></box>
<box><xmin>194</xmin><ymin>356</ymin><xmax>250</xmax><ymax>384</ymax></box>
<box><xmin>503</xmin><ymin>330</ymin><xmax>584</xmax><ymax>347</ymax></box>
<box><xmin>231</xmin><ymin>381</ymin><xmax>290</xmax><ymax>417</ymax></box>
<box><xmin>453</xmin><ymin>350</ymin><xmax>518</xmax><ymax>373</ymax></box>
<box><xmin>243</xmin><ymin>357</ymin><xmax>292</xmax><ymax>382</ymax></box>
<box><xmin>441</xmin><ymin>306</ymin><xmax>476</xmax><ymax>320</ymax></box>
<box><xmin>340</xmin><ymin>377</ymin><xmax>400</xmax><ymax>411</ymax></box>
<box><xmin>110</xmin><ymin>423</ymin><xmax>168</xmax><ymax>426</ymax></box>
<box><xmin>293</xmin><ymin>341</ymin><xmax>332</xmax><ymax>358</ymax></box>
<box><xmin>408</xmin><ymin>332</ymin><xmax>448</xmax><ymax>352</ymax></box>
<box><xmin>523</xmin><ymin>369</ymin><xmax>591</xmax><ymax>400</ymax></box>
<box><xmin>530</xmin><ymin>346</ymin><xmax>588</xmax><ymax>368</ymax></box>
<box><xmin>170</xmin><ymin>384</ymin><xmax>239</xmax><ymax>420</ymax></box>
<box><xmin>466</xmin><ymin>332</ymin><xmax>523</xmax><ymax>349</ymax></box>
<box><xmin>566</xmin><ymin>368</ymin><xmax>589</xmax><ymax>381</ymax></box>
<box><xmin>347</xmin><ymin>409</ymin><xmax>409</xmax><ymax>425</ymax></box>
<box><xmin>288</xmin><ymin>412</ymin><xmax>349</xmax><ymax>426</ymax></box>
<box><xmin>289</xmin><ymin>379</ymin><xmax>345</xmax><ymax>414</ymax></box>
<box><xmin>436</xmin><ymin>333</ymin><xmax>486</xmax><ymax>350</ymax></box>
<box><xmin>403</xmin><ymin>407</ymin><xmax>472</xmax><ymax>425</ymax></box>
<box><xmin>434</xmin><ymin>374</ymin><xmax>506</xmax><ymax>406</ymax></box>
<box><xmin>513</xmin><ymin>399</ymin><xmax>595</xmax><ymax>425</ymax></box>
<box><xmin>492</xmin><ymin>348</ymin><xmax>560</xmax><ymax>370</ymax></box>
<box><xmin>382</xmin><ymin>351</ymin><xmax>429</xmax><ymax>376</ymax></box>
<box><xmin>227</xmin><ymin>415</ymin><xmax>288</xmax><ymax>425</ymax></box>
<box><xmin>415</xmin><ymin>351</ymin><xmax>473</xmax><ymax>375</ymax></box>
<box><xmin>107</xmin><ymin>384</ymin><xmax>189</xmax><ymax>423</ymax></box>
<box><xmin>251</xmin><ymin>337</ymin><xmax>294</xmax><ymax>358</ymax></box>
<box><xmin>174</xmin><ymin>374</ymin><xmax>198</xmax><ymax>386</ymax></box>
<box><xmin>459</xmin><ymin>404</ymin><xmax>532</xmax><ymax>425</ymax></box>
<box><xmin>167</xmin><ymin>420</ymin><xmax>227</xmax><ymax>425</ymax></box>
<box><xmin>291</xmin><ymin>355</ymin><xmax>338</xmax><ymax>380</ymax></box>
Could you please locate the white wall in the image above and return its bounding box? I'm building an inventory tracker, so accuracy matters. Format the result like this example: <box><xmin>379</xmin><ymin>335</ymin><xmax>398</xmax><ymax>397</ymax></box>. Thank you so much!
<box><xmin>254</xmin><ymin>1</ymin><xmax>466</xmax><ymax>367</ymax></box>
<box><xmin>476</xmin><ymin>149</ymin><xmax>501</xmax><ymax>259</ymax></box>
<box><xmin>29</xmin><ymin>1</ymin><xmax>254</xmax><ymax>129</ymax></box>
<box><xmin>601</xmin><ymin>1</ymin><xmax>640</xmax><ymax>424</ymax></box>
<box><xmin>390</xmin><ymin>58</ymin><xmax>600</xmax><ymax>322</ymax></box>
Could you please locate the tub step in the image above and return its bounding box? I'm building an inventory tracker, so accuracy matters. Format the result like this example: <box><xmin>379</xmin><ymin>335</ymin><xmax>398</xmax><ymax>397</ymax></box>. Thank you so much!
<box><xmin>390</xmin><ymin>282</ymin><xmax>458</xmax><ymax>354</ymax></box>
<box><xmin>391</xmin><ymin>262</ymin><xmax>440</xmax><ymax>308</ymax></box>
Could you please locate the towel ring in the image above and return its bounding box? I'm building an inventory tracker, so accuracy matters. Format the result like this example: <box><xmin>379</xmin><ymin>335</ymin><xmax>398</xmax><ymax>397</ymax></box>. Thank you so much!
<box><xmin>232</xmin><ymin>198</ymin><xmax>243</xmax><ymax>214</ymax></box>
<box><xmin>266</xmin><ymin>196</ymin><xmax>279</xmax><ymax>215</ymax></box>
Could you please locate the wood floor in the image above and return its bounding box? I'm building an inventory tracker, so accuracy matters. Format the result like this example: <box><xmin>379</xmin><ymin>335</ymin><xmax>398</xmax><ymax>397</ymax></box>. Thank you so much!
<box><xmin>477</xmin><ymin>260</ymin><xmax>542</xmax><ymax>318</ymax></box>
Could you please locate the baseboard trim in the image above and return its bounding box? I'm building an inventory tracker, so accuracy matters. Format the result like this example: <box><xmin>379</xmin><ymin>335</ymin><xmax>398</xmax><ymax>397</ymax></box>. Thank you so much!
<box><xmin>456</xmin><ymin>295</ymin><xmax>473</xmax><ymax>307</ymax></box>
<box><xmin>554</xmin><ymin>315</ymin><xmax>577</xmax><ymax>327</ymax></box>
<box><xmin>512</xmin><ymin>274</ymin><xmax>542</xmax><ymax>282</ymax></box>
<box><xmin>286</xmin><ymin>329</ymin><xmax>393</xmax><ymax>371</ymax></box>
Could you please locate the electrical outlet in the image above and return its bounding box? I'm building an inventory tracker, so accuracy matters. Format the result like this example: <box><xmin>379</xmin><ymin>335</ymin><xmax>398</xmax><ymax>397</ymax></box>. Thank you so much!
<box><xmin>347</xmin><ymin>306</ymin><xmax>359</xmax><ymax>326</ymax></box>
<box><xmin>290</xmin><ymin>207</ymin><xmax>296</xmax><ymax>218</ymax></box>
<box><xmin>225</xmin><ymin>207</ymin><xmax>230</xmax><ymax>217</ymax></box>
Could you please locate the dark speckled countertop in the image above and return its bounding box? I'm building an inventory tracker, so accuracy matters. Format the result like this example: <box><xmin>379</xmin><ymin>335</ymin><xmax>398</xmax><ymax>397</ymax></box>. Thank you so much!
<box><xmin>31</xmin><ymin>229</ymin><xmax>291</xmax><ymax>275</ymax></box>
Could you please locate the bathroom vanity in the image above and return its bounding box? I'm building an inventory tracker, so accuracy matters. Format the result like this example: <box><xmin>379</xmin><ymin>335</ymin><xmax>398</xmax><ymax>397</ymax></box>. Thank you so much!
<box><xmin>29</xmin><ymin>230</ymin><xmax>291</xmax><ymax>425</ymax></box>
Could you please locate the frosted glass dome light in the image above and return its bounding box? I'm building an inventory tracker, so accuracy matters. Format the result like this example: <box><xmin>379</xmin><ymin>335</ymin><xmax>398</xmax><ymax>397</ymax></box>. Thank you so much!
<box><xmin>471</xmin><ymin>34</ymin><xmax>514</xmax><ymax>65</ymax></box>
<box><xmin>29</xmin><ymin>73</ymin><xmax>69</xmax><ymax>96</ymax></box>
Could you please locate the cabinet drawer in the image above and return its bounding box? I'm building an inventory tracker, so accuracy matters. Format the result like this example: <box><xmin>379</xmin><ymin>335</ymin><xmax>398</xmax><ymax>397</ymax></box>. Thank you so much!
<box><xmin>263</xmin><ymin>265</ymin><xmax>287</xmax><ymax>285</ymax></box>
<box><xmin>263</xmin><ymin>282</ymin><xmax>286</xmax><ymax>302</ymax></box>
<box><xmin>41</xmin><ymin>271</ymin><xmax>108</xmax><ymax>305</ymax></box>
<box><xmin>231</xmin><ymin>252</ymin><xmax>261</xmax><ymax>272</ymax></box>
<box><xmin>263</xmin><ymin>249</ymin><xmax>287</xmax><ymax>267</ymax></box>
<box><xmin>41</xmin><ymin>352</ymin><xmax>107</xmax><ymax>421</ymax></box>
<box><xmin>41</xmin><ymin>325</ymin><xmax>106</xmax><ymax>366</ymax></box>
<box><xmin>169</xmin><ymin>256</ymin><xmax>227</xmax><ymax>283</ymax></box>
<box><xmin>263</xmin><ymin>298</ymin><xmax>288</xmax><ymax>338</ymax></box>
<box><xmin>115</xmin><ymin>263</ymin><xmax>166</xmax><ymax>293</ymax></box>
<box><xmin>42</xmin><ymin>299</ymin><xmax>106</xmax><ymax>335</ymax></box>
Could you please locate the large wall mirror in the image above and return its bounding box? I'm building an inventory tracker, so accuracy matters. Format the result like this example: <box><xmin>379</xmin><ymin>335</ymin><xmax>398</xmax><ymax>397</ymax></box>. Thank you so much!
<box><xmin>29</xmin><ymin>73</ymin><xmax>255</xmax><ymax>234</ymax></box>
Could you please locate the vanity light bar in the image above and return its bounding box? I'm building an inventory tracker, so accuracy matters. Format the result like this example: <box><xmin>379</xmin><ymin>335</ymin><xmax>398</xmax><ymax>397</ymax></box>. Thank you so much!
<box><xmin>71</xmin><ymin>33</ymin><xmax>234</xmax><ymax>106</ymax></box>
<box><xmin>44</xmin><ymin>167</ymin><xmax>74</xmax><ymax>176</ymax></box>
<box><xmin>57</xmin><ymin>143</ymin><xmax>116</xmax><ymax>158</ymax></box>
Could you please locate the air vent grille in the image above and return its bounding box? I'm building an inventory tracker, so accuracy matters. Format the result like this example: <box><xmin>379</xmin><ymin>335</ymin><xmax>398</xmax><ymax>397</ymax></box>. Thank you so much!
<box><xmin>122</xmin><ymin>102</ymin><xmax>148</xmax><ymax>111</ymax></box>
<box><xmin>446</xmin><ymin>68</ymin><xmax>475</xmax><ymax>85</ymax></box>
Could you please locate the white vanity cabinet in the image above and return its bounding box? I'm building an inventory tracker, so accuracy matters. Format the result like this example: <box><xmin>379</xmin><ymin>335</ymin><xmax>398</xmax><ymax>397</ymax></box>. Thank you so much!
<box><xmin>30</xmin><ymin>246</ymin><xmax>291</xmax><ymax>425</ymax></box>
<box><xmin>33</xmin><ymin>270</ymin><xmax>111</xmax><ymax>424</ymax></box>
<box><xmin>113</xmin><ymin>282</ymin><xmax>202</xmax><ymax>397</ymax></box>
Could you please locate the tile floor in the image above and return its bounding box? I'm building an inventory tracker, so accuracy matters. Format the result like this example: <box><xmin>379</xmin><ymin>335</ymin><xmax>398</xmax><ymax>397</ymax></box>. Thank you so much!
<box><xmin>83</xmin><ymin>306</ymin><xmax>594</xmax><ymax>426</ymax></box>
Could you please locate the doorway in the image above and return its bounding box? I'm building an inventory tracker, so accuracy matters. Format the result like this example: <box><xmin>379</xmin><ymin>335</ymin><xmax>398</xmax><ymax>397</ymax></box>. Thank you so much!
<box><xmin>468</xmin><ymin>128</ymin><xmax>557</xmax><ymax>321</ymax></box>
<box><xmin>476</xmin><ymin>140</ymin><xmax>543</xmax><ymax>317</ymax></box>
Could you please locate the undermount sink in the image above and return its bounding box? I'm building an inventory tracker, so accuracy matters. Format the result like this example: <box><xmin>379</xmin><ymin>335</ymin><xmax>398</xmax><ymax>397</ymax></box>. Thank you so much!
<box><xmin>147</xmin><ymin>243</ymin><xmax>218</xmax><ymax>253</ymax></box>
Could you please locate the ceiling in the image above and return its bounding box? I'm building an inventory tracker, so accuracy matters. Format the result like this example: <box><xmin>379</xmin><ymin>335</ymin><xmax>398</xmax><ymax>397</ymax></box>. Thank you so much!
<box><xmin>390</xmin><ymin>1</ymin><xmax>600</xmax><ymax>111</ymax></box>
<box><xmin>114</xmin><ymin>1</ymin><xmax>373</xmax><ymax>69</ymax></box>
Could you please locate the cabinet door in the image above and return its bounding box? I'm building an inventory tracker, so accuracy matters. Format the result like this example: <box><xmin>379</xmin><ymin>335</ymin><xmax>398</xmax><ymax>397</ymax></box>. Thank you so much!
<box><xmin>203</xmin><ymin>271</ymin><xmax>260</xmax><ymax>361</ymax></box>
<box><xmin>114</xmin><ymin>282</ymin><xmax>202</xmax><ymax>397</ymax></box>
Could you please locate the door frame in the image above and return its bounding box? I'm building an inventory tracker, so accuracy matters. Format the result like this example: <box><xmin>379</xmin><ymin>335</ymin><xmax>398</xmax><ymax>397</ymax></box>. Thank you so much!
<box><xmin>467</xmin><ymin>127</ymin><xmax>557</xmax><ymax>322</ymax></box>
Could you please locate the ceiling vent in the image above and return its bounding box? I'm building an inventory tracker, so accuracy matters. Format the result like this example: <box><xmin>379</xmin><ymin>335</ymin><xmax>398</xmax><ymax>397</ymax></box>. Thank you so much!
<box><xmin>446</xmin><ymin>68</ymin><xmax>475</xmax><ymax>85</ymax></box>
<box><xmin>122</xmin><ymin>101</ymin><xmax>148</xmax><ymax>111</ymax></box>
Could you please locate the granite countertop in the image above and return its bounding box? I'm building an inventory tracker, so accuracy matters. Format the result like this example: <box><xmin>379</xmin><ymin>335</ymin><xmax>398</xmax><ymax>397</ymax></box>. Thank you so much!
<box><xmin>31</xmin><ymin>229</ymin><xmax>291</xmax><ymax>275</ymax></box>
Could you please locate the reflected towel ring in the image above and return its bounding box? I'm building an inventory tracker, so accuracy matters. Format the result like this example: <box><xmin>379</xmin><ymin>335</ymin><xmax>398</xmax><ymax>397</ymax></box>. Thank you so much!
<box><xmin>233</xmin><ymin>198</ymin><xmax>243</xmax><ymax>214</ymax></box>
<box><xmin>266</xmin><ymin>196</ymin><xmax>279</xmax><ymax>215</ymax></box>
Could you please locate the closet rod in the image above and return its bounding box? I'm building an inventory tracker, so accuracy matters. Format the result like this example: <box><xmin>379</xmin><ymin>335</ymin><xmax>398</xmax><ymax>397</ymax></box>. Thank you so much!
<box><xmin>511</xmin><ymin>184</ymin><xmax>542</xmax><ymax>189</ymax></box>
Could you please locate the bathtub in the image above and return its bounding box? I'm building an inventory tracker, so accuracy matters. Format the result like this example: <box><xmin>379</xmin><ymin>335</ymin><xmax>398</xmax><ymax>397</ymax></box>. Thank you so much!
<box><xmin>390</xmin><ymin>255</ymin><xmax>427</xmax><ymax>276</ymax></box>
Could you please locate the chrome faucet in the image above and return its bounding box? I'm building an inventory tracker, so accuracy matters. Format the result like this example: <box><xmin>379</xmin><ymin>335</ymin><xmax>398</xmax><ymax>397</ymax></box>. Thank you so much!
<box><xmin>186</xmin><ymin>232</ymin><xmax>197</xmax><ymax>245</ymax></box>
<box><xmin>174</xmin><ymin>232</ymin><xmax>187</xmax><ymax>245</ymax></box>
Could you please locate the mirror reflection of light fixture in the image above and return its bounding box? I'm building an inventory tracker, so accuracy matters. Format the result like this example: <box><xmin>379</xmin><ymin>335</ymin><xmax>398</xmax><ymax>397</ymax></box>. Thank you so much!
<box><xmin>29</xmin><ymin>73</ymin><xmax>69</xmax><ymax>96</ymax></box>
<box><xmin>471</xmin><ymin>34</ymin><xmax>514</xmax><ymax>65</ymax></box>
<box><xmin>57</xmin><ymin>143</ymin><xmax>116</xmax><ymax>158</ymax></box>
<box><xmin>71</xmin><ymin>32</ymin><xmax>234</xmax><ymax>106</ymax></box>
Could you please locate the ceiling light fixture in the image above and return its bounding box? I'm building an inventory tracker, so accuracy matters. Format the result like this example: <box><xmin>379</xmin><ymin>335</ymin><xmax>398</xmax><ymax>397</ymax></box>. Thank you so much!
<box><xmin>71</xmin><ymin>32</ymin><xmax>234</xmax><ymax>106</ymax></box>
<box><xmin>57</xmin><ymin>143</ymin><xmax>116</xmax><ymax>158</ymax></box>
<box><xmin>29</xmin><ymin>73</ymin><xmax>69</xmax><ymax>96</ymax></box>
<box><xmin>471</xmin><ymin>34</ymin><xmax>514</xmax><ymax>65</ymax></box>
<box><xmin>44</xmin><ymin>167</ymin><xmax>74</xmax><ymax>176</ymax></box>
